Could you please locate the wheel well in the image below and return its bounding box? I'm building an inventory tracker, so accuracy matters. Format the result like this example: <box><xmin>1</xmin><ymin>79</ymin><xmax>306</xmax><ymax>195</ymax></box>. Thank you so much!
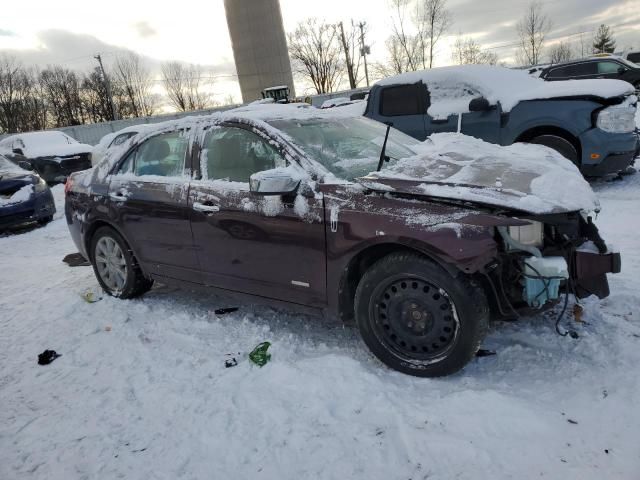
<box><xmin>337</xmin><ymin>244</ymin><xmax>454</xmax><ymax>323</ymax></box>
<box><xmin>515</xmin><ymin>126</ymin><xmax>581</xmax><ymax>158</ymax></box>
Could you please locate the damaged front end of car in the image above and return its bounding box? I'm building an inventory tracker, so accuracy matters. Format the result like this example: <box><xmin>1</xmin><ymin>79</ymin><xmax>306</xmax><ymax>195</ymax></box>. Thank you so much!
<box><xmin>481</xmin><ymin>210</ymin><xmax>620</xmax><ymax>318</ymax></box>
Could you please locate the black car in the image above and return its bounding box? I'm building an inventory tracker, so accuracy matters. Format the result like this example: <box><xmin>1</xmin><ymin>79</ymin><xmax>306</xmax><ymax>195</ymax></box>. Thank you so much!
<box><xmin>0</xmin><ymin>131</ymin><xmax>93</xmax><ymax>184</ymax></box>
<box><xmin>539</xmin><ymin>56</ymin><xmax>640</xmax><ymax>90</ymax></box>
<box><xmin>0</xmin><ymin>155</ymin><xmax>55</xmax><ymax>231</ymax></box>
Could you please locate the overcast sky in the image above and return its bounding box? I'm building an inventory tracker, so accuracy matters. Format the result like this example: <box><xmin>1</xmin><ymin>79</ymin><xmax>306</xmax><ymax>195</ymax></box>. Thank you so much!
<box><xmin>0</xmin><ymin>0</ymin><xmax>638</xmax><ymax>104</ymax></box>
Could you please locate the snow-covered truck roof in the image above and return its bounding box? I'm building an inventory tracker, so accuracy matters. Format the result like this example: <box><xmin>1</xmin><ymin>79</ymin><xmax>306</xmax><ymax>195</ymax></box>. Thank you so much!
<box><xmin>374</xmin><ymin>64</ymin><xmax>635</xmax><ymax>119</ymax></box>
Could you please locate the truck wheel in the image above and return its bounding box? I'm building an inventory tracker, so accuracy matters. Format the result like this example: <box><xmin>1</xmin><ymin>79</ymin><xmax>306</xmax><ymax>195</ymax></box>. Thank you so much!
<box><xmin>354</xmin><ymin>252</ymin><xmax>489</xmax><ymax>377</ymax></box>
<box><xmin>90</xmin><ymin>226</ymin><xmax>153</xmax><ymax>299</ymax></box>
<box><xmin>529</xmin><ymin>135</ymin><xmax>579</xmax><ymax>165</ymax></box>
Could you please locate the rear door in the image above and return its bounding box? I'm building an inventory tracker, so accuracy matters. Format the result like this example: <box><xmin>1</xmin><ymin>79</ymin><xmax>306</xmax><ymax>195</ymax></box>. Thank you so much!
<box><xmin>188</xmin><ymin>123</ymin><xmax>326</xmax><ymax>307</ymax></box>
<box><xmin>107</xmin><ymin>130</ymin><xmax>200</xmax><ymax>281</ymax></box>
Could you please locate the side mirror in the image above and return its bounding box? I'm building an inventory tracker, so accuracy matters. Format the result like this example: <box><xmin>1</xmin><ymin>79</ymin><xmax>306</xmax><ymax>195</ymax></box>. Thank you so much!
<box><xmin>18</xmin><ymin>160</ymin><xmax>33</xmax><ymax>171</ymax></box>
<box><xmin>617</xmin><ymin>66</ymin><xmax>626</xmax><ymax>75</ymax></box>
<box><xmin>249</xmin><ymin>169</ymin><xmax>300</xmax><ymax>196</ymax></box>
<box><xmin>12</xmin><ymin>148</ymin><xmax>24</xmax><ymax>156</ymax></box>
<box><xmin>469</xmin><ymin>96</ymin><xmax>491</xmax><ymax>112</ymax></box>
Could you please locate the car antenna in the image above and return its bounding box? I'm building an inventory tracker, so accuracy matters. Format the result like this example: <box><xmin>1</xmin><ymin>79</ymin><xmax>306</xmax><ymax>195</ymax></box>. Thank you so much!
<box><xmin>376</xmin><ymin>122</ymin><xmax>393</xmax><ymax>172</ymax></box>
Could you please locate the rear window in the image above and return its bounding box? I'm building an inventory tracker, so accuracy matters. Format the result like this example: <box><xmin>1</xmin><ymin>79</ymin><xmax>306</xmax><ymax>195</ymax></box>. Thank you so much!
<box><xmin>547</xmin><ymin>62</ymin><xmax>596</xmax><ymax>78</ymax></box>
<box><xmin>379</xmin><ymin>83</ymin><xmax>427</xmax><ymax>116</ymax></box>
<box><xmin>598</xmin><ymin>61</ymin><xmax>623</xmax><ymax>74</ymax></box>
<box><xmin>626</xmin><ymin>52</ymin><xmax>640</xmax><ymax>64</ymax></box>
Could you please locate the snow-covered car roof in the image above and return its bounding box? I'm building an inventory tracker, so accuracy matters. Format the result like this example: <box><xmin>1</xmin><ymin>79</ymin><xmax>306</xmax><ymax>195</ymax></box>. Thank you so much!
<box><xmin>375</xmin><ymin>64</ymin><xmax>635</xmax><ymax>119</ymax></box>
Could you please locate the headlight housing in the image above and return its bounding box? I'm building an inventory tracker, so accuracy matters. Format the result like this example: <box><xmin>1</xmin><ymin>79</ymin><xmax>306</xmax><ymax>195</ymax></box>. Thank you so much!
<box><xmin>34</xmin><ymin>177</ymin><xmax>48</xmax><ymax>193</ymax></box>
<box><xmin>507</xmin><ymin>221</ymin><xmax>543</xmax><ymax>247</ymax></box>
<box><xmin>596</xmin><ymin>105</ymin><xmax>636</xmax><ymax>133</ymax></box>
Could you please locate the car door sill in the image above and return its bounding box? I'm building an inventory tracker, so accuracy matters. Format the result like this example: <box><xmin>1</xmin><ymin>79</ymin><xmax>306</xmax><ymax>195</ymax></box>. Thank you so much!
<box><xmin>149</xmin><ymin>273</ymin><xmax>327</xmax><ymax>318</ymax></box>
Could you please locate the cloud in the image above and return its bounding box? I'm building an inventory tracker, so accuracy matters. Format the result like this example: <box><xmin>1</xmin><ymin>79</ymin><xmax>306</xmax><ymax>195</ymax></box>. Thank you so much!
<box><xmin>0</xmin><ymin>28</ymin><xmax>16</xmax><ymax>37</ymax></box>
<box><xmin>133</xmin><ymin>21</ymin><xmax>157</xmax><ymax>38</ymax></box>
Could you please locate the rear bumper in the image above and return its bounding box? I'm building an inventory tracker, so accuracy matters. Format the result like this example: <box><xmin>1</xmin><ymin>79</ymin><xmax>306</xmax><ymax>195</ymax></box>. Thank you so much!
<box><xmin>572</xmin><ymin>250</ymin><xmax>621</xmax><ymax>299</ymax></box>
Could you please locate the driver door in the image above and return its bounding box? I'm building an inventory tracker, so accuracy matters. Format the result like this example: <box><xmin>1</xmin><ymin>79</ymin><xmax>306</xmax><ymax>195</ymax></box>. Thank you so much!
<box><xmin>188</xmin><ymin>124</ymin><xmax>327</xmax><ymax>307</ymax></box>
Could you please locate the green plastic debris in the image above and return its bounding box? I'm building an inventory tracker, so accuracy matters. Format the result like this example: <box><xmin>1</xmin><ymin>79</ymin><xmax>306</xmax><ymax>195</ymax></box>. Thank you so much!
<box><xmin>82</xmin><ymin>291</ymin><xmax>102</xmax><ymax>303</ymax></box>
<box><xmin>249</xmin><ymin>342</ymin><xmax>271</xmax><ymax>367</ymax></box>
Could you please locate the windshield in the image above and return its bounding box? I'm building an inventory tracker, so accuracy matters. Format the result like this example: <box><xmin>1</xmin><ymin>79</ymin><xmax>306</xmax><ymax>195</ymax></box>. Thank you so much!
<box><xmin>268</xmin><ymin>116</ymin><xmax>421</xmax><ymax>181</ymax></box>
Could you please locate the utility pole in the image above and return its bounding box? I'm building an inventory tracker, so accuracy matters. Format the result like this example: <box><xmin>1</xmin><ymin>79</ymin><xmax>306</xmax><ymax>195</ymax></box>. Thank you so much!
<box><xmin>94</xmin><ymin>53</ymin><xmax>118</xmax><ymax>120</ymax></box>
<box><xmin>338</xmin><ymin>22</ymin><xmax>357</xmax><ymax>89</ymax></box>
<box><xmin>358</xmin><ymin>22</ymin><xmax>370</xmax><ymax>87</ymax></box>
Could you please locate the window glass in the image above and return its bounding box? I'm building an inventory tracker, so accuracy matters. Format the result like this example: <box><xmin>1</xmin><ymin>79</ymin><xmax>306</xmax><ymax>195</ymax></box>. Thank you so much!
<box><xmin>116</xmin><ymin>150</ymin><xmax>135</xmax><ymax>175</ymax></box>
<box><xmin>110</xmin><ymin>132</ymin><xmax>136</xmax><ymax>147</ymax></box>
<box><xmin>201</xmin><ymin>127</ymin><xmax>286</xmax><ymax>183</ymax></box>
<box><xmin>565</xmin><ymin>62</ymin><xmax>597</xmax><ymax>76</ymax></box>
<box><xmin>598</xmin><ymin>61</ymin><xmax>623</xmax><ymax>74</ymax></box>
<box><xmin>626</xmin><ymin>53</ymin><xmax>640</xmax><ymax>64</ymax></box>
<box><xmin>547</xmin><ymin>66</ymin><xmax>568</xmax><ymax>78</ymax></box>
<box><xmin>133</xmin><ymin>131</ymin><xmax>188</xmax><ymax>177</ymax></box>
<box><xmin>380</xmin><ymin>84</ymin><xmax>427</xmax><ymax>116</ymax></box>
<box><xmin>268</xmin><ymin>116</ymin><xmax>420</xmax><ymax>181</ymax></box>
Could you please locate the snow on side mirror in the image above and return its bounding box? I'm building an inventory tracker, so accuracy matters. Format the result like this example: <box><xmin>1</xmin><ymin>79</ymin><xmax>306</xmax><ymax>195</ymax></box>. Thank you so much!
<box><xmin>469</xmin><ymin>97</ymin><xmax>491</xmax><ymax>112</ymax></box>
<box><xmin>249</xmin><ymin>169</ymin><xmax>300</xmax><ymax>196</ymax></box>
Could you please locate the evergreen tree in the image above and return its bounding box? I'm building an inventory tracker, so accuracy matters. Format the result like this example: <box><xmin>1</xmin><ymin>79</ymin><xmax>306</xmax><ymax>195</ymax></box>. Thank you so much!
<box><xmin>592</xmin><ymin>24</ymin><xmax>616</xmax><ymax>54</ymax></box>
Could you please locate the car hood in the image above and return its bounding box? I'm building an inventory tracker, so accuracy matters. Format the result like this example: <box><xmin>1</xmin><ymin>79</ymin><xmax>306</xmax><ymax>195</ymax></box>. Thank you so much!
<box><xmin>356</xmin><ymin>133</ymin><xmax>599</xmax><ymax>215</ymax></box>
<box><xmin>27</xmin><ymin>143</ymin><xmax>92</xmax><ymax>161</ymax></box>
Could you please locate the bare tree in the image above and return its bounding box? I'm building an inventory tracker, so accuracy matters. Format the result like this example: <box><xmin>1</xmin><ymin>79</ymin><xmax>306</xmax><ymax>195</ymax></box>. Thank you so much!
<box><xmin>81</xmin><ymin>67</ymin><xmax>117</xmax><ymax>123</ymax></box>
<box><xmin>39</xmin><ymin>66</ymin><xmax>86</xmax><ymax>127</ymax></box>
<box><xmin>337</xmin><ymin>21</ymin><xmax>365</xmax><ymax>89</ymax></box>
<box><xmin>516</xmin><ymin>0</ymin><xmax>552</xmax><ymax>66</ymax></box>
<box><xmin>0</xmin><ymin>55</ymin><xmax>40</xmax><ymax>133</ymax></box>
<box><xmin>415</xmin><ymin>0</ymin><xmax>452</xmax><ymax>68</ymax></box>
<box><xmin>384</xmin><ymin>0</ymin><xmax>421</xmax><ymax>74</ymax></box>
<box><xmin>451</xmin><ymin>36</ymin><xmax>498</xmax><ymax>65</ymax></box>
<box><xmin>548</xmin><ymin>41</ymin><xmax>573</xmax><ymax>64</ymax></box>
<box><xmin>113</xmin><ymin>52</ymin><xmax>156</xmax><ymax>117</ymax></box>
<box><xmin>161</xmin><ymin>62</ymin><xmax>213</xmax><ymax>112</ymax></box>
<box><xmin>288</xmin><ymin>18</ymin><xmax>343</xmax><ymax>94</ymax></box>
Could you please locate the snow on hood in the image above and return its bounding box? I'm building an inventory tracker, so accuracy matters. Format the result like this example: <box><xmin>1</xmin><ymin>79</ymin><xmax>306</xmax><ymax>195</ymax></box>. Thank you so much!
<box><xmin>375</xmin><ymin>65</ymin><xmax>635</xmax><ymax>119</ymax></box>
<box><xmin>0</xmin><ymin>131</ymin><xmax>92</xmax><ymax>160</ymax></box>
<box><xmin>359</xmin><ymin>133</ymin><xmax>599</xmax><ymax>215</ymax></box>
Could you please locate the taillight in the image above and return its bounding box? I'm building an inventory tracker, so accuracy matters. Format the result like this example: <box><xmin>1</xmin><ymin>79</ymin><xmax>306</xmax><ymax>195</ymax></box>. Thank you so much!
<box><xmin>64</xmin><ymin>176</ymin><xmax>74</xmax><ymax>195</ymax></box>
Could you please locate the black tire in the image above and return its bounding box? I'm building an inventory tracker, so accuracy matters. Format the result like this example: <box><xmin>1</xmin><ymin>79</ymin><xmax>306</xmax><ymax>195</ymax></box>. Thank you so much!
<box><xmin>37</xmin><ymin>215</ymin><xmax>53</xmax><ymax>225</ymax></box>
<box><xmin>89</xmin><ymin>226</ymin><xmax>153</xmax><ymax>299</ymax></box>
<box><xmin>354</xmin><ymin>252</ymin><xmax>489</xmax><ymax>377</ymax></box>
<box><xmin>529</xmin><ymin>135</ymin><xmax>579</xmax><ymax>165</ymax></box>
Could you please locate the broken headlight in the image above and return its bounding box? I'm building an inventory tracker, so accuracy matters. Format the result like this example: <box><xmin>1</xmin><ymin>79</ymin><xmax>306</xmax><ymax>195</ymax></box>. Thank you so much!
<box><xmin>507</xmin><ymin>221</ymin><xmax>543</xmax><ymax>247</ymax></box>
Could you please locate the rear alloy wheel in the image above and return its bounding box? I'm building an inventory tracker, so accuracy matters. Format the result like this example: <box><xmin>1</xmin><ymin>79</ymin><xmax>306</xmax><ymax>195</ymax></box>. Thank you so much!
<box><xmin>528</xmin><ymin>135</ymin><xmax>579</xmax><ymax>165</ymax></box>
<box><xmin>90</xmin><ymin>226</ymin><xmax>153</xmax><ymax>298</ymax></box>
<box><xmin>355</xmin><ymin>252</ymin><xmax>489</xmax><ymax>377</ymax></box>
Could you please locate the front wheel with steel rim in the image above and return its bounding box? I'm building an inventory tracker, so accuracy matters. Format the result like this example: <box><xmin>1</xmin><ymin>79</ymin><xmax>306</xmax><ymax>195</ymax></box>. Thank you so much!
<box><xmin>90</xmin><ymin>226</ymin><xmax>153</xmax><ymax>299</ymax></box>
<box><xmin>354</xmin><ymin>252</ymin><xmax>489</xmax><ymax>377</ymax></box>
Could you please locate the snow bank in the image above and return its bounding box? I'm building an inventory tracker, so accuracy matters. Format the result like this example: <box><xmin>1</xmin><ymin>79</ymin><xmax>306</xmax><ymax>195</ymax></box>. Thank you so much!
<box><xmin>364</xmin><ymin>133</ymin><xmax>598</xmax><ymax>214</ymax></box>
<box><xmin>2</xmin><ymin>178</ymin><xmax>640</xmax><ymax>479</ymax></box>
<box><xmin>376</xmin><ymin>65</ymin><xmax>635</xmax><ymax>119</ymax></box>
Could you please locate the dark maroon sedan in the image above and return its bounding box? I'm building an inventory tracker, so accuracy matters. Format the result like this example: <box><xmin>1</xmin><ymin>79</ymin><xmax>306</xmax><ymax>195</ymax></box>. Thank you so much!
<box><xmin>65</xmin><ymin>105</ymin><xmax>620</xmax><ymax>377</ymax></box>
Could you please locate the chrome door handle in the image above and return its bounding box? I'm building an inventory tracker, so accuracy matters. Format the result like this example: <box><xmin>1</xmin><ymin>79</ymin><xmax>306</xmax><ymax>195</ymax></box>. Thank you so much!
<box><xmin>193</xmin><ymin>202</ymin><xmax>220</xmax><ymax>213</ymax></box>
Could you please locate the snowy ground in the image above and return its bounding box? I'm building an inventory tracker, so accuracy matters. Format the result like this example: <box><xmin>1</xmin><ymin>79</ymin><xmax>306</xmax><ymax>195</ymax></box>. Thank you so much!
<box><xmin>1</xmin><ymin>173</ymin><xmax>640</xmax><ymax>480</ymax></box>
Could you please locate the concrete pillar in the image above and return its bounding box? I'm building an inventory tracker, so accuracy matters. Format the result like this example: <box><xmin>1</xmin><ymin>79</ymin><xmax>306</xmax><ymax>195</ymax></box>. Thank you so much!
<box><xmin>224</xmin><ymin>0</ymin><xmax>296</xmax><ymax>103</ymax></box>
